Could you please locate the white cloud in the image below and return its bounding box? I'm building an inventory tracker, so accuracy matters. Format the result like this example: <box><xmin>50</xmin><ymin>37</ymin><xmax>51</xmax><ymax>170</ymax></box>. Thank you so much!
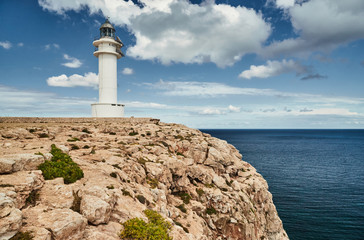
<box><xmin>122</xmin><ymin>68</ymin><xmax>134</xmax><ymax>75</ymax></box>
<box><xmin>38</xmin><ymin>0</ymin><xmax>271</xmax><ymax>67</ymax></box>
<box><xmin>47</xmin><ymin>72</ymin><xmax>98</xmax><ymax>88</ymax></box>
<box><xmin>199</xmin><ymin>108</ymin><xmax>223</xmax><ymax>115</ymax></box>
<box><xmin>239</xmin><ymin>59</ymin><xmax>307</xmax><ymax>79</ymax></box>
<box><xmin>62</xmin><ymin>54</ymin><xmax>82</xmax><ymax>68</ymax></box>
<box><xmin>145</xmin><ymin>80</ymin><xmax>364</xmax><ymax>105</ymax></box>
<box><xmin>0</xmin><ymin>85</ymin><xmax>93</xmax><ymax>116</ymax></box>
<box><xmin>228</xmin><ymin>105</ymin><xmax>241</xmax><ymax>113</ymax></box>
<box><xmin>44</xmin><ymin>43</ymin><xmax>59</xmax><ymax>50</ymax></box>
<box><xmin>17</xmin><ymin>43</ymin><xmax>24</xmax><ymax>47</ymax></box>
<box><xmin>297</xmin><ymin>108</ymin><xmax>358</xmax><ymax>116</ymax></box>
<box><xmin>275</xmin><ymin>0</ymin><xmax>295</xmax><ymax>9</ymax></box>
<box><xmin>265</xmin><ymin>0</ymin><xmax>364</xmax><ymax>57</ymax></box>
<box><xmin>0</xmin><ymin>41</ymin><xmax>12</xmax><ymax>49</ymax></box>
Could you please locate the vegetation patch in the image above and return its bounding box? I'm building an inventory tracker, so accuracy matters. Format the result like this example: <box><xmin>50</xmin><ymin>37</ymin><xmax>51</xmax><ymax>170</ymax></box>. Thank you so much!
<box><xmin>38</xmin><ymin>144</ymin><xmax>84</xmax><ymax>184</ymax></box>
<box><xmin>82</xmin><ymin>128</ymin><xmax>91</xmax><ymax>134</ymax></box>
<box><xmin>107</xmin><ymin>185</ymin><xmax>114</xmax><ymax>190</ymax></box>
<box><xmin>38</xmin><ymin>133</ymin><xmax>49</xmax><ymax>138</ymax></box>
<box><xmin>147</xmin><ymin>177</ymin><xmax>159</xmax><ymax>189</ymax></box>
<box><xmin>10</xmin><ymin>231</ymin><xmax>33</xmax><ymax>240</ymax></box>
<box><xmin>136</xmin><ymin>195</ymin><xmax>147</xmax><ymax>204</ymax></box>
<box><xmin>67</xmin><ymin>137</ymin><xmax>80</xmax><ymax>142</ymax></box>
<box><xmin>176</xmin><ymin>204</ymin><xmax>187</xmax><ymax>213</ymax></box>
<box><xmin>28</xmin><ymin>129</ymin><xmax>36</xmax><ymax>133</ymax></box>
<box><xmin>112</xmin><ymin>164</ymin><xmax>122</xmax><ymax>170</ymax></box>
<box><xmin>25</xmin><ymin>189</ymin><xmax>39</xmax><ymax>207</ymax></box>
<box><xmin>70</xmin><ymin>144</ymin><xmax>80</xmax><ymax>150</ymax></box>
<box><xmin>129</xmin><ymin>131</ymin><xmax>138</xmax><ymax>136</ymax></box>
<box><xmin>206</xmin><ymin>207</ymin><xmax>217</xmax><ymax>215</ymax></box>
<box><xmin>120</xmin><ymin>209</ymin><xmax>172</xmax><ymax>240</ymax></box>
<box><xmin>122</xmin><ymin>189</ymin><xmax>131</xmax><ymax>197</ymax></box>
<box><xmin>110</xmin><ymin>172</ymin><xmax>117</xmax><ymax>178</ymax></box>
<box><xmin>0</xmin><ymin>184</ymin><xmax>14</xmax><ymax>188</ymax></box>
<box><xmin>174</xmin><ymin>192</ymin><xmax>191</xmax><ymax>204</ymax></box>
<box><xmin>196</xmin><ymin>188</ymin><xmax>205</xmax><ymax>197</ymax></box>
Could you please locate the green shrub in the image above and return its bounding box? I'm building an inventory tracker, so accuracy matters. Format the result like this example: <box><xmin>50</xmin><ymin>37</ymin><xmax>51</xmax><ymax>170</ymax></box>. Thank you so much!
<box><xmin>120</xmin><ymin>209</ymin><xmax>172</xmax><ymax>240</ymax></box>
<box><xmin>129</xmin><ymin>131</ymin><xmax>138</xmax><ymax>136</ymax></box>
<box><xmin>136</xmin><ymin>195</ymin><xmax>147</xmax><ymax>204</ymax></box>
<box><xmin>147</xmin><ymin>177</ymin><xmax>159</xmax><ymax>189</ymax></box>
<box><xmin>175</xmin><ymin>192</ymin><xmax>191</xmax><ymax>204</ymax></box>
<box><xmin>38</xmin><ymin>144</ymin><xmax>84</xmax><ymax>184</ymax></box>
<box><xmin>70</xmin><ymin>144</ymin><xmax>79</xmax><ymax>150</ymax></box>
<box><xmin>82</xmin><ymin>128</ymin><xmax>91</xmax><ymax>134</ymax></box>
<box><xmin>196</xmin><ymin>188</ymin><xmax>204</xmax><ymax>197</ymax></box>
<box><xmin>67</xmin><ymin>137</ymin><xmax>80</xmax><ymax>142</ymax></box>
<box><xmin>205</xmin><ymin>207</ymin><xmax>217</xmax><ymax>215</ymax></box>
<box><xmin>38</xmin><ymin>133</ymin><xmax>49</xmax><ymax>138</ymax></box>
<box><xmin>10</xmin><ymin>231</ymin><xmax>33</xmax><ymax>240</ymax></box>
<box><xmin>110</xmin><ymin>172</ymin><xmax>117</xmax><ymax>178</ymax></box>
<box><xmin>176</xmin><ymin>204</ymin><xmax>187</xmax><ymax>213</ymax></box>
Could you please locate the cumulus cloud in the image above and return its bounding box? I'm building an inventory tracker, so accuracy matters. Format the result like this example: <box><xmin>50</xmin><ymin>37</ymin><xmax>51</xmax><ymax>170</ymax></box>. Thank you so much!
<box><xmin>47</xmin><ymin>72</ymin><xmax>98</xmax><ymax>88</ymax></box>
<box><xmin>228</xmin><ymin>105</ymin><xmax>241</xmax><ymax>113</ymax></box>
<box><xmin>122</xmin><ymin>68</ymin><xmax>134</xmax><ymax>75</ymax></box>
<box><xmin>264</xmin><ymin>0</ymin><xmax>364</xmax><ymax>57</ymax></box>
<box><xmin>38</xmin><ymin>0</ymin><xmax>271</xmax><ymax>67</ymax></box>
<box><xmin>275</xmin><ymin>0</ymin><xmax>295</xmax><ymax>9</ymax></box>
<box><xmin>300</xmin><ymin>74</ymin><xmax>327</xmax><ymax>81</ymax></box>
<box><xmin>0</xmin><ymin>41</ymin><xmax>12</xmax><ymax>49</ymax></box>
<box><xmin>239</xmin><ymin>59</ymin><xmax>307</xmax><ymax>79</ymax></box>
<box><xmin>62</xmin><ymin>54</ymin><xmax>82</xmax><ymax>68</ymax></box>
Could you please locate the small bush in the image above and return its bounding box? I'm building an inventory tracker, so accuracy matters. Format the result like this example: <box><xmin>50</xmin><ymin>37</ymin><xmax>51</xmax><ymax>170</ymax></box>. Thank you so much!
<box><xmin>177</xmin><ymin>192</ymin><xmax>191</xmax><ymax>204</ymax></box>
<box><xmin>107</xmin><ymin>185</ymin><xmax>114</xmax><ymax>190</ymax></box>
<box><xmin>176</xmin><ymin>204</ymin><xmax>187</xmax><ymax>213</ymax></box>
<box><xmin>122</xmin><ymin>189</ymin><xmax>131</xmax><ymax>197</ymax></box>
<box><xmin>120</xmin><ymin>209</ymin><xmax>172</xmax><ymax>240</ymax></box>
<box><xmin>83</xmin><ymin>145</ymin><xmax>90</xmax><ymax>149</ymax></box>
<box><xmin>109</xmin><ymin>132</ymin><xmax>116</xmax><ymax>135</ymax></box>
<box><xmin>26</xmin><ymin>190</ymin><xmax>39</xmax><ymax>206</ymax></box>
<box><xmin>196</xmin><ymin>188</ymin><xmax>204</xmax><ymax>197</ymax></box>
<box><xmin>110</xmin><ymin>172</ymin><xmax>117</xmax><ymax>178</ymax></box>
<box><xmin>10</xmin><ymin>231</ymin><xmax>33</xmax><ymax>240</ymax></box>
<box><xmin>29</xmin><ymin>129</ymin><xmax>36</xmax><ymax>133</ymax></box>
<box><xmin>67</xmin><ymin>137</ymin><xmax>80</xmax><ymax>142</ymax></box>
<box><xmin>38</xmin><ymin>133</ymin><xmax>49</xmax><ymax>138</ymax></box>
<box><xmin>206</xmin><ymin>207</ymin><xmax>217</xmax><ymax>215</ymax></box>
<box><xmin>136</xmin><ymin>195</ymin><xmax>147</xmax><ymax>204</ymax></box>
<box><xmin>38</xmin><ymin>144</ymin><xmax>84</xmax><ymax>184</ymax></box>
<box><xmin>82</xmin><ymin>128</ymin><xmax>91</xmax><ymax>134</ymax></box>
<box><xmin>147</xmin><ymin>177</ymin><xmax>159</xmax><ymax>189</ymax></box>
<box><xmin>129</xmin><ymin>131</ymin><xmax>138</xmax><ymax>136</ymax></box>
<box><xmin>70</xmin><ymin>145</ymin><xmax>80</xmax><ymax>150</ymax></box>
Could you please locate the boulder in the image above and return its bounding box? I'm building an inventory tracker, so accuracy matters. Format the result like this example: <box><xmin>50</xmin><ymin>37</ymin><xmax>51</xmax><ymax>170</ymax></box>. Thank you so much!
<box><xmin>0</xmin><ymin>154</ymin><xmax>44</xmax><ymax>174</ymax></box>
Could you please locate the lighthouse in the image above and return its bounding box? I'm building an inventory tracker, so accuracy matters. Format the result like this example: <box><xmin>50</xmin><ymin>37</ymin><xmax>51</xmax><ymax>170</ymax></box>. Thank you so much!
<box><xmin>91</xmin><ymin>19</ymin><xmax>124</xmax><ymax>117</ymax></box>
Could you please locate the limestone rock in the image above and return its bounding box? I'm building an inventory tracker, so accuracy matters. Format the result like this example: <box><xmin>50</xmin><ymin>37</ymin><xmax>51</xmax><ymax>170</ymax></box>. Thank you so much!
<box><xmin>0</xmin><ymin>154</ymin><xmax>44</xmax><ymax>174</ymax></box>
<box><xmin>0</xmin><ymin>208</ymin><xmax>22</xmax><ymax>240</ymax></box>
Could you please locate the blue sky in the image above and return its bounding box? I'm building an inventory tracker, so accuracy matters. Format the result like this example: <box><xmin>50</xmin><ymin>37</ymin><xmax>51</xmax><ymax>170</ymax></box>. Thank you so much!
<box><xmin>1</xmin><ymin>0</ymin><xmax>364</xmax><ymax>129</ymax></box>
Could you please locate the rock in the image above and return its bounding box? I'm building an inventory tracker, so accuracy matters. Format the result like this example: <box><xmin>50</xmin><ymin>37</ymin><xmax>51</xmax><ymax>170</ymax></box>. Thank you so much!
<box><xmin>0</xmin><ymin>118</ymin><xmax>289</xmax><ymax>240</ymax></box>
<box><xmin>0</xmin><ymin>154</ymin><xmax>44</xmax><ymax>174</ymax></box>
<box><xmin>0</xmin><ymin>208</ymin><xmax>22</xmax><ymax>240</ymax></box>
<box><xmin>25</xmin><ymin>207</ymin><xmax>87</xmax><ymax>240</ymax></box>
<box><xmin>81</xmin><ymin>194</ymin><xmax>111</xmax><ymax>225</ymax></box>
<box><xmin>38</xmin><ymin>178</ymin><xmax>74</xmax><ymax>209</ymax></box>
<box><xmin>0</xmin><ymin>170</ymin><xmax>44</xmax><ymax>208</ymax></box>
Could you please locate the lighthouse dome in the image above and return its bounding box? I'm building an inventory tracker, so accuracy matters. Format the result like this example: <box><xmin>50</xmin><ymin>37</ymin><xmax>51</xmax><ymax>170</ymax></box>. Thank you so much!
<box><xmin>99</xmin><ymin>19</ymin><xmax>115</xmax><ymax>38</ymax></box>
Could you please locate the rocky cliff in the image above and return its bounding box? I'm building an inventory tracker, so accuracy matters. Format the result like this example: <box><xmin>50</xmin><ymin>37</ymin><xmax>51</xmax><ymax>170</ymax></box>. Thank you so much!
<box><xmin>0</xmin><ymin>118</ymin><xmax>288</xmax><ymax>240</ymax></box>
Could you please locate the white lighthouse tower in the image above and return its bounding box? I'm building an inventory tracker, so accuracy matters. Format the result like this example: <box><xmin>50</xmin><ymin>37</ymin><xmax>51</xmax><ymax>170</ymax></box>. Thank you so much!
<box><xmin>91</xmin><ymin>19</ymin><xmax>124</xmax><ymax>117</ymax></box>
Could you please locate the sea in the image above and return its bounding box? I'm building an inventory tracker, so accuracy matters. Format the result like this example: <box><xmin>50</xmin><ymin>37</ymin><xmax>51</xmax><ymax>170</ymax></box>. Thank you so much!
<box><xmin>200</xmin><ymin>129</ymin><xmax>364</xmax><ymax>240</ymax></box>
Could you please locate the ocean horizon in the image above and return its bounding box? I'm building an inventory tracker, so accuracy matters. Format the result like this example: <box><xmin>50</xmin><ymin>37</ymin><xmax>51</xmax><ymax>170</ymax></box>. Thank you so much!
<box><xmin>200</xmin><ymin>129</ymin><xmax>364</xmax><ymax>240</ymax></box>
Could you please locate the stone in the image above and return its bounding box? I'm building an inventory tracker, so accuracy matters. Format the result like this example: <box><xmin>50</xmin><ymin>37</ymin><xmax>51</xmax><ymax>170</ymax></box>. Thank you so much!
<box><xmin>0</xmin><ymin>208</ymin><xmax>22</xmax><ymax>240</ymax></box>
<box><xmin>81</xmin><ymin>194</ymin><xmax>111</xmax><ymax>225</ymax></box>
<box><xmin>0</xmin><ymin>154</ymin><xmax>44</xmax><ymax>174</ymax></box>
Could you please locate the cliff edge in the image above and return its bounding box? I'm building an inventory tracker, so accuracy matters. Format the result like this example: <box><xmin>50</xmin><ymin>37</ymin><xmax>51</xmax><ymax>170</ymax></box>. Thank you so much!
<box><xmin>0</xmin><ymin>118</ymin><xmax>288</xmax><ymax>240</ymax></box>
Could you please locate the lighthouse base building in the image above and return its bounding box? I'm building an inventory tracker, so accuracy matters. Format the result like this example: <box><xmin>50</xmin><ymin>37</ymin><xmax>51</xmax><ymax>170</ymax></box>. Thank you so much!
<box><xmin>91</xmin><ymin>19</ymin><xmax>125</xmax><ymax>118</ymax></box>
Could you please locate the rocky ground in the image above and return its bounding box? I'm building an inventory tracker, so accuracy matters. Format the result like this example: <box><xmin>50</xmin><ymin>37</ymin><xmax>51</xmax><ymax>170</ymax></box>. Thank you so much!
<box><xmin>0</xmin><ymin>118</ymin><xmax>288</xmax><ymax>240</ymax></box>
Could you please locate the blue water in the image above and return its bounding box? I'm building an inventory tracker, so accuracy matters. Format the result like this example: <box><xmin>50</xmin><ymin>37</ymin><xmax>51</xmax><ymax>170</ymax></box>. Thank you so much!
<box><xmin>200</xmin><ymin>129</ymin><xmax>364</xmax><ymax>240</ymax></box>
